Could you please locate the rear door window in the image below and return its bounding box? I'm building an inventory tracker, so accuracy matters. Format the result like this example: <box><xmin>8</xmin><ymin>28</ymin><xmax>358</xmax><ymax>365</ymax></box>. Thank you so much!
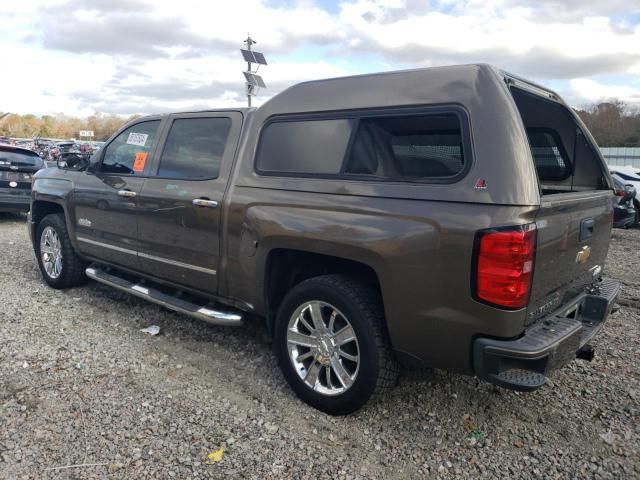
<box><xmin>157</xmin><ymin>117</ymin><xmax>232</xmax><ymax>179</ymax></box>
<box><xmin>100</xmin><ymin>120</ymin><xmax>161</xmax><ymax>175</ymax></box>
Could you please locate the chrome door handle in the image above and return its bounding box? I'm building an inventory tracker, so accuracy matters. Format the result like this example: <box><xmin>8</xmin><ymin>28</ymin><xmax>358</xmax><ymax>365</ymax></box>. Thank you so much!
<box><xmin>192</xmin><ymin>198</ymin><xmax>219</xmax><ymax>208</ymax></box>
<box><xmin>117</xmin><ymin>190</ymin><xmax>137</xmax><ymax>198</ymax></box>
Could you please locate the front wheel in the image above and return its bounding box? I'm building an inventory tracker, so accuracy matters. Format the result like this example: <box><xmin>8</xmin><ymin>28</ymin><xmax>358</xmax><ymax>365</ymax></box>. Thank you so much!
<box><xmin>35</xmin><ymin>213</ymin><xmax>88</xmax><ymax>289</ymax></box>
<box><xmin>274</xmin><ymin>275</ymin><xmax>398</xmax><ymax>415</ymax></box>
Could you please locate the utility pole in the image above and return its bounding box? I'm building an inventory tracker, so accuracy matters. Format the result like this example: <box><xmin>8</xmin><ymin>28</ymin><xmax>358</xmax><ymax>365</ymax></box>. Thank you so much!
<box><xmin>244</xmin><ymin>34</ymin><xmax>256</xmax><ymax>107</ymax></box>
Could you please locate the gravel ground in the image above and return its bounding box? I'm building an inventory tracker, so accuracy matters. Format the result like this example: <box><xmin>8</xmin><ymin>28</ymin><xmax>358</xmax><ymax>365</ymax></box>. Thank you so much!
<box><xmin>1</xmin><ymin>212</ymin><xmax>639</xmax><ymax>479</ymax></box>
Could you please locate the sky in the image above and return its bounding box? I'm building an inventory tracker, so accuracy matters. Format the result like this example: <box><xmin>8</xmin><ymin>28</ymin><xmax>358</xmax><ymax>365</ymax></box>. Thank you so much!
<box><xmin>1</xmin><ymin>0</ymin><xmax>640</xmax><ymax>117</ymax></box>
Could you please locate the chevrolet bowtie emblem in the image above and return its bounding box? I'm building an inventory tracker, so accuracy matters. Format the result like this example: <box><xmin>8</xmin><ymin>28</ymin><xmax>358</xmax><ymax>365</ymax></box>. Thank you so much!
<box><xmin>576</xmin><ymin>245</ymin><xmax>591</xmax><ymax>264</ymax></box>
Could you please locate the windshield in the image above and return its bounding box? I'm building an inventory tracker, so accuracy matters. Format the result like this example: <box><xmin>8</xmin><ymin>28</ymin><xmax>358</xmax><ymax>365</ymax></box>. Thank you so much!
<box><xmin>612</xmin><ymin>171</ymin><xmax>640</xmax><ymax>182</ymax></box>
<box><xmin>0</xmin><ymin>150</ymin><xmax>43</xmax><ymax>168</ymax></box>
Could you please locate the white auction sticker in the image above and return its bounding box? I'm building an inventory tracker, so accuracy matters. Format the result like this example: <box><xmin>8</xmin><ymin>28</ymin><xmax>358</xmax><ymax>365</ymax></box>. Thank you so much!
<box><xmin>126</xmin><ymin>132</ymin><xmax>148</xmax><ymax>147</ymax></box>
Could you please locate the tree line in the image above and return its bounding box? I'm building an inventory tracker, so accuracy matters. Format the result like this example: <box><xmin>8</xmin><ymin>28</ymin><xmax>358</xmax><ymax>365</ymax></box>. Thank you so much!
<box><xmin>0</xmin><ymin>112</ymin><xmax>139</xmax><ymax>142</ymax></box>
<box><xmin>1</xmin><ymin>99</ymin><xmax>640</xmax><ymax>146</ymax></box>
<box><xmin>575</xmin><ymin>101</ymin><xmax>640</xmax><ymax>147</ymax></box>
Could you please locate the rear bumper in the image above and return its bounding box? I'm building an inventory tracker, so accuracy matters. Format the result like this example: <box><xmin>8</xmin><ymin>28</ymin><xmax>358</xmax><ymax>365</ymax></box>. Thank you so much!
<box><xmin>473</xmin><ymin>278</ymin><xmax>620</xmax><ymax>391</ymax></box>
<box><xmin>0</xmin><ymin>191</ymin><xmax>30</xmax><ymax>212</ymax></box>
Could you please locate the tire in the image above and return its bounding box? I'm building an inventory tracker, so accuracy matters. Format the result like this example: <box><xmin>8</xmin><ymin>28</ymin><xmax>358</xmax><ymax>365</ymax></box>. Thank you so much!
<box><xmin>35</xmin><ymin>213</ymin><xmax>88</xmax><ymax>289</ymax></box>
<box><xmin>274</xmin><ymin>274</ymin><xmax>398</xmax><ymax>415</ymax></box>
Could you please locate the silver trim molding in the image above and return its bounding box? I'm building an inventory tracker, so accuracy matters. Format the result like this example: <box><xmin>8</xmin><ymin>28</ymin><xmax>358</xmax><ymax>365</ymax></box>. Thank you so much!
<box><xmin>138</xmin><ymin>252</ymin><xmax>217</xmax><ymax>276</ymax></box>
<box><xmin>78</xmin><ymin>236</ymin><xmax>137</xmax><ymax>255</ymax></box>
<box><xmin>77</xmin><ymin>236</ymin><xmax>217</xmax><ymax>276</ymax></box>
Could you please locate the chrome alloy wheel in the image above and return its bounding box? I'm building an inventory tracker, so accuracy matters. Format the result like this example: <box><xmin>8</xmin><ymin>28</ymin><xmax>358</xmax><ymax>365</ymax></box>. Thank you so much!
<box><xmin>40</xmin><ymin>226</ymin><xmax>63</xmax><ymax>279</ymax></box>
<box><xmin>286</xmin><ymin>301</ymin><xmax>360</xmax><ymax>396</ymax></box>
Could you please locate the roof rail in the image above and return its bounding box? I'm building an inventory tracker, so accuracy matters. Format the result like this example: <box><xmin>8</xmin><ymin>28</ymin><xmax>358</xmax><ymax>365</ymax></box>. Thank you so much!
<box><xmin>498</xmin><ymin>68</ymin><xmax>560</xmax><ymax>102</ymax></box>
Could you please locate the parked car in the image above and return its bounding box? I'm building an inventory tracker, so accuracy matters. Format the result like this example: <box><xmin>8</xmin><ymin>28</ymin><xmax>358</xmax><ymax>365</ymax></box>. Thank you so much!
<box><xmin>28</xmin><ymin>64</ymin><xmax>620</xmax><ymax>414</ymax></box>
<box><xmin>32</xmin><ymin>138</ymin><xmax>57</xmax><ymax>166</ymax></box>
<box><xmin>0</xmin><ymin>145</ymin><xmax>44</xmax><ymax>212</ymax></box>
<box><xmin>56</xmin><ymin>141</ymin><xmax>78</xmax><ymax>152</ymax></box>
<box><xmin>612</xmin><ymin>176</ymin><xmax>637</xmax><ymax>228</ymax></box>
<box><xmin>610</xmin><ymin>169</ymin><xmax>640</xmax><ymax>225</ymax></box>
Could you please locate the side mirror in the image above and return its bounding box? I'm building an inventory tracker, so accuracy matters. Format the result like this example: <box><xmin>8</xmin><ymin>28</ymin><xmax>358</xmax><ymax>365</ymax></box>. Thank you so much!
<box><xmin>86</xmin><ymin>153</ymin><xmax>102</xmax><ymax>172</ymax></box>
<box><xmin>58</xmin><ymin>152</ymin><xmax>90</xmax><ymax>171</ymax></box>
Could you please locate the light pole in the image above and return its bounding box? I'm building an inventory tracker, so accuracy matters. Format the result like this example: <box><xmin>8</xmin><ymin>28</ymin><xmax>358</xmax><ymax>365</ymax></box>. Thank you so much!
<box><xmin>241</xmin><ymin>34</ymin><xmax>267</xmax><ymax>108</ymax></box>
<box><xmin>244</xmin><ymin>35</ymin><xmax>256</xmax><ymax>107</ymax></box>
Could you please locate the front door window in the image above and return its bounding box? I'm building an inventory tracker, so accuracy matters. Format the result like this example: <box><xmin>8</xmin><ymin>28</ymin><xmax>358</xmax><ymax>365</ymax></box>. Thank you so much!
<box><xmin>100</xmin><ymin>121</ymin><xmax>161</xmax><ymax>175</ymax></box>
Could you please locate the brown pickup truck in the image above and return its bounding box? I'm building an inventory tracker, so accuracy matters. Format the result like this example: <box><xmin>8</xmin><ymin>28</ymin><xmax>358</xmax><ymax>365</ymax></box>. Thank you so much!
<box><xmin>29</xmin><ymin>64</ymin><xmax>620</xmax><ymax>414</ymax></box>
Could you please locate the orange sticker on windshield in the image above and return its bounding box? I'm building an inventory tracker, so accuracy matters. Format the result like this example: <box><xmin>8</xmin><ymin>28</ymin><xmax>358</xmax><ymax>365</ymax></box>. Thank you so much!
<box><xmin>133</xmin><ymin>151</ymin><xmax>148</xmax><ymax>172</ymax></box>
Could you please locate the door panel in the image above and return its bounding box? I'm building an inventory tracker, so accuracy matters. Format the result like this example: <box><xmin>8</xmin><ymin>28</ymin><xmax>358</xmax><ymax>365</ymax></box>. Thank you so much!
<box><xmin>74</xmin><ymin>175</ymin><xmax>145</xmax><ymax>269</ymax></box>
<box><xmin>73</xmin><ymin>119</ymin><xmax>163</xmax><ymax>270</ymax></box>
<box><xmin>136</xmin><ymin>112</ymin><xmax>242</xmax><ymax>294</ymax></box>
<box><xmin>137</xmin><ymin>178</ymin><xmax>223</xmax><ymax>290</ymax></box>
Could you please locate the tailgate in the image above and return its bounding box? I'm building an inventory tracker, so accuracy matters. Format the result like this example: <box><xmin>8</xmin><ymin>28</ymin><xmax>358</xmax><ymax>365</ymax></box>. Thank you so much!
<box><xmin>527</xmin><ymin>191</ymin><xmax>613</xmax><ymax>325</ymax></box>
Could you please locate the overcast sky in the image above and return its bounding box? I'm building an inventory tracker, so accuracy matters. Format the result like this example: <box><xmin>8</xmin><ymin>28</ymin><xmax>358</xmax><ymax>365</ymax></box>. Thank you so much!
<box><xmin>2</xmin><ymin>0</ymin><xmax>640</xmax><ymax>117</ymax></box>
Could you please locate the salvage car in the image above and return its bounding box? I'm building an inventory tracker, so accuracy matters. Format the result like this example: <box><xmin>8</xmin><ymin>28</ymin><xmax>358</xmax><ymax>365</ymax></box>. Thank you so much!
<box><xmin>611</xmin><ymin>169</ymin><xmax>640</xmax><ymax>225</ymax></box>
<box><xmin>612</xmin><ymin>176</ymin><xmax>637</xmax><ymax>228</ymax></box>
<box><xmin>28</xmin><ymin>64</ymin><xmax>620</xmax><ymax>414</ymax></box>
<box><xmin>0</xmin><ymin>145</ymin><xmax>44</xmax><ymax>212</ymax></box>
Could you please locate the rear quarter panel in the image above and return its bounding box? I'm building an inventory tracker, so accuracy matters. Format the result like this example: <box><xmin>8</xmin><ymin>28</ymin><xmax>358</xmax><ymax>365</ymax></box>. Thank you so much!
<box><xmin>224</xmin><ymin>187</ymin><xmax>538</xmax><ymax>373</ymax></box>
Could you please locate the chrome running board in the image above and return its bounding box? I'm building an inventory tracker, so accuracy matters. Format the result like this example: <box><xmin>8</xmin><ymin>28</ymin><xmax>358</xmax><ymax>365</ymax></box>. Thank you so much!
<box><xmin>85</xmin><ymin>267</ymin><xmax>243</xmax><ymax>327</ymax></box>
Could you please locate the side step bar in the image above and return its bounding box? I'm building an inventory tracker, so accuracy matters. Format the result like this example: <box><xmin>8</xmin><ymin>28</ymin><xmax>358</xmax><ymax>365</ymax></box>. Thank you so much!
<box><xmin>85</xmin><ymin>267</ymin><xmax>243</xmax><ymax>326</ymax></box>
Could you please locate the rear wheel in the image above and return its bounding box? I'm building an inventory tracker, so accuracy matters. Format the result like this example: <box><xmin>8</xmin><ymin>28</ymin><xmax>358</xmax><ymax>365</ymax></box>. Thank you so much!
<box><xmin>35</xmin><ymin>213</ymin><xmax>88</xmax><ymax>289</ymax></box>
<box><xmin>274</xmin><ymin>275</ymin><xmax>398</xmax><ymax>415</ymax></box>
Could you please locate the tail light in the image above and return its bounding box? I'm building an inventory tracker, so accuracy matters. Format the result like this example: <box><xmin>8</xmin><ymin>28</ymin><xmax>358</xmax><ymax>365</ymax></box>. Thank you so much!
<box><xmin>473</xmin><ymin>224</ymin><xmax>537</xmax><ymax>309</ymax></box>
<box><xmin>614</xmin><ymin>188</ymin><xmax>625</xmax><ymax>197</ymax></box>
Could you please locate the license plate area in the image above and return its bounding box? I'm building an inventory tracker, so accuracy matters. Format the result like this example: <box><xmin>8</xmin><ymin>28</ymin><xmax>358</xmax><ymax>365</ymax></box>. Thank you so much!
<box><xmin>0</xmin><ymin>171</ymin><xmax>19</xmax><ymax>181</ymax></box>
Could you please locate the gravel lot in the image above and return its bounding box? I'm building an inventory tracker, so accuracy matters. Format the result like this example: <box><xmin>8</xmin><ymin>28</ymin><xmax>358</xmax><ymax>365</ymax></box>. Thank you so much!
<box><xmin>1</xmin><ymin>213</ymin><xmax>639</xmax><ymax>479</ymax></box>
